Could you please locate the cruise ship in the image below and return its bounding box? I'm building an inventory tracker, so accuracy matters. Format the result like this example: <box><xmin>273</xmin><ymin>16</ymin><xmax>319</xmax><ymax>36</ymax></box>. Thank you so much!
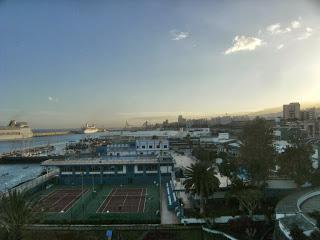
<box><xmin>82</xmin><ymin>123</ymin><xmax>98</xmax><ymax>134</ymax></box>
<box><xmin>0</xmin><ymin>120</ymin><xmax>33</xmax><ymax>141</ymax></box>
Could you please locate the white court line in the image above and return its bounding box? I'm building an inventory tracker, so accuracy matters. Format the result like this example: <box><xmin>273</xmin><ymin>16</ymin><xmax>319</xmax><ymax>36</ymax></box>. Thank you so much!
<box><xmin>62</xmin><ymin>189</ymin><xmax>87</xmax><ymax>213</ymax></box>
<box><xmin>38</xmin><ymin>189</ymin><xmax>57</xmax><ymax>202</ymax></box>
<box><xmin>96</xmin><ymin>189</ymin><xmax>113</xmax><ymax>213</ymax></box>
<box><xmin>143</xmin><ymin>188</ymin><xmax>147</xmax><ymax>213</ymax></box>
<box><xmin>121</xmin><ymin>192</ymin><xmax>128</xmax><ymax>211</ymax></box>
<box><xmin>50</xmin><ymin>193</ymin><xmax>67</xmax><ymax>209</ymax></box>
<box><xmin>101</xmin><ymin>189</ymin><xmax>116</xmax><ymax>213</ymax></box>
<box><xmin>137</xmin><ymin>189</ymin><xmax>143</xmax><ymax>213</ymax></box>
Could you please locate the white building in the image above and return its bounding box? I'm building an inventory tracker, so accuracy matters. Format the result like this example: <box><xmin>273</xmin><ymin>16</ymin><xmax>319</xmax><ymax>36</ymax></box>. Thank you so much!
<box><xmin>136</xmin><ymin>139</ymin><xmax>169</xmax><ymax>155</ymax></box>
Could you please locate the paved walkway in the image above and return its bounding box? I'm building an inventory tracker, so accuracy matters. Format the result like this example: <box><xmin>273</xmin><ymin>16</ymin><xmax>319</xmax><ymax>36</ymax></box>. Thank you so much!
<box><xmin>161</xmin><ymin>188</ymin><xmax>179</xmax><ymax>224</ymax></box>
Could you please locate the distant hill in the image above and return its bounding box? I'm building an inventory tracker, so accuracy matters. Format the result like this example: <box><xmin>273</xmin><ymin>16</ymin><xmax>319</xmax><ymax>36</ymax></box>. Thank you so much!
<box><xmin>125</xmin><ymin>101</ymin><xmax>320</xmax><ymax>125</ymax></box>
<box><xmin>248</xmin><ymin>101</ymin><xmax>320</xmax><ymax>119</ymax></box>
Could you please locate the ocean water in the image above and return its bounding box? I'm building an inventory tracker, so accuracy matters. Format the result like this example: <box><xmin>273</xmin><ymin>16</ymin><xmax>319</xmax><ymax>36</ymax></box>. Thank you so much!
<box><xmin>0</xmin><ymin>133</ymin><xmax>105</xmax><ymax>154</ymax></box>
<box><xmin>0</xmin><ymin>132</ymin><xmax>106</xmax><ymax>192</ymax></box>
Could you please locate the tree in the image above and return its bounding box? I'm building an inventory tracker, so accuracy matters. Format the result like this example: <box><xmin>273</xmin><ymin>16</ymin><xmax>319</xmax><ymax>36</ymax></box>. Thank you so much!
<box><xmin>183</xmin><ymin>161</ymin><xmax>220</xmax><ymax>215</ymax></box>
<box><xmin>229</xmin><ymin>188</ymin><xmax>262</xmax><ymax>219</ymax></box>
<box><xmin>192</xmin><ymin>147</ymin><xmax>217</xmax><ymax>163</ymax></box>
<box><xmin>239</xmin><ymin>118</ymin><xmax>275</xmax><ymax>185</ymax></box>
<box><xmin>185</xmin><ymin>134</ymin><xmax>192</xmax><ymax>149</ymax></box>
<box><xmin>310</xmin><ymin>211</ymin><xmax>320</xmax><ymax>229</ymax></box>
<box><xmin>290</xmin><ymin>224</ymin><xmax>306</xmax><ymax>240</ymax></box>
<box><xmin>310</xmin><ymin>169</ymin><xmax>320</xmax><ymax>187</ymax></box>
<box><xmin>277</xmin><ymin>143</ymin><xmax>313</xmax><ymax>187</ymax></box>
<box><xmin>309</xmin><ymin>230</ymin><xmax>320</xmax><ymax>240</ymax></box>
<box><xmin>217</xmin><ymin>155</ymin><xmax>237</xmax><ymax>187</ymax></box>
<box><xmin>0</xmin><ymin>191</ymin><xmax>34</xmax><ymax>240</ymax></box>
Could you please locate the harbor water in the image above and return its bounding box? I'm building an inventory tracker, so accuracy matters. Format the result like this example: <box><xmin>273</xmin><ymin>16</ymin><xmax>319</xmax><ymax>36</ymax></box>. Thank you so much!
<box><xmin>0</xmin><ymin>132</ymin><xmax>105</xmax><ymax>192</ymax></box>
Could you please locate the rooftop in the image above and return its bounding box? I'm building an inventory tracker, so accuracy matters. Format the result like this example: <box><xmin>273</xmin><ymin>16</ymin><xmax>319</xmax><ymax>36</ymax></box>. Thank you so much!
<box><xmin>276</xmin><ymin>187</ymin><xmax>320</xmax><ymax>237</ymax></box>
<box><xmin>42</xmin><ymin>155</ymin><xmax>174</xmax><ymax>166</ymax></box>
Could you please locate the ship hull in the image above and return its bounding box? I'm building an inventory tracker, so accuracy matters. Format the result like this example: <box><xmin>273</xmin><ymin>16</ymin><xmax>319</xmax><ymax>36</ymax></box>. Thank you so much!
<box><xmin>83</xmin><ymin>129</ymin><xmax>98</xmax><ymax>134</ymax></box>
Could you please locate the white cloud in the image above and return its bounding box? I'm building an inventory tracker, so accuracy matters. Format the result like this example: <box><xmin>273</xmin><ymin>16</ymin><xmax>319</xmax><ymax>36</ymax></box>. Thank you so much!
<box><xmin>285</xmin><ymin>27</ymin><xmax>292</xmax><ymax>32</ymax></box>
<box><xmin>266</xmin><ymin>23</ymin><xmax>291</xmax><ymax>35</ymax></box>
<box><xmin>277</xmin><ymin>44</ymin><xmax>284</xmax><ymax>50</ymax></box>
<box><xmin>48</xmin><ymin>96</ymin><xmax>59</xmax><ymax>102</ymax></box>
<box><xmin>297</xmin><ymin>32</ymin><xmax>312</xmax><ymax>40</ymax></box>
<box><xmin>291</xmin><ymin>20</ymin><xmax>301</xmax><ymax>29</ymax></box>
<box><xmin>170</xmin><ymin>30</ymin><xmax>190</xmax><ymax>41</ymax></box>
<box><xmin>306</xmin><ymin>27</ymin><xmax>313</xmax><ymax>33</ymax></box>
<box><xmin>224</xmin><ymin>35</ymin><xmax>263</xmax><ymax>55</ymax></box>
<box><xmin>267</xmin><ymin>23</ymin><xmax>281</xmax><ymax>34</ymax></box>
<box><xmin>297</xmin><ymin>27</ymin><xmax>314</xmax><ymax>40</ymax></box>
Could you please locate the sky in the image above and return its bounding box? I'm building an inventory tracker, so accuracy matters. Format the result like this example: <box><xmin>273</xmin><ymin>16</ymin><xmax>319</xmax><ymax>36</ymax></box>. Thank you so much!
<box><xmin>1</xmin><ymin>0</ymin><xmax>320</xmax><ymax>128</ymax></box>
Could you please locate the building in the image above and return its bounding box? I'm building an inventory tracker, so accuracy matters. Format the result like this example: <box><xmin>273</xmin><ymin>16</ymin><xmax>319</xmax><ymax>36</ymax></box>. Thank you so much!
<box><xmin>96</xmin><ymin>139</ymin><xmax>170</xmax><ymax>156</ymax></box>
<box><xmin>186</xmin><ymin>128</ymin><xmax>211</xmax><ymax>137</ymax></box>
<box><xmin>42</xmin><ymin>155</ymin><xmax>174</xmax><ymax>185</ymax></box>
<box><xmin>178</xmin><ymin>115</ymin><xmax>186</xmax><ymax>125</ymax></box>
<box><xmin>43</xmin><ymin>138</ymin><xmax>174</xmax><ymax>185</ymax></box>
<box><xmin>283</xmin><ymin>102</ymin><xmax>300</xmax><ymax>120</ymax></box>
<box><xmin>300</xmin><ymin>120</ymin><xmax>320</xmax><ymax>138</ymax></box>
<box><xmin>0</xmin><ymin>120</ymin><xmax>33</xmax><ymax>141</ymax></box>
<box><xmin>300</xmin><ymin>108</ymin><xmax>317</xmax><ymax>121</ymax></box>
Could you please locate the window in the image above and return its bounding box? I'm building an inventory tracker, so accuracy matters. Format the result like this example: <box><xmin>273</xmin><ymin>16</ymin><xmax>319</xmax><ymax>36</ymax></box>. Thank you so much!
<box><xmin>115</xmin><ymin>165</ymin><xmax>123</xmax><ymax>171</ymax></box>
<box><xmin>91</xmin><ymin>166</ymin><xmax>99</xmax><ymax>171</ymax></box>
<box><xmin>103</xmin><ymin>166</ymin><xmax>115</xmax><ymax>171</ymax></box>
<box><xmin>61</xmin><ymin>166</ymin><xmax>73</xmax><ymax>172</ymax></box>
<box><xmin>137</xmin><ymin>165</ymin><xmax>144</xmax><ymax>171</ymax></box>
<box><xmin>156</xmin><ymin>145</ymin><xmax>160</xmax><ymax>148</ymax></box>
<box><xmin>142</xmin><ymin>145</ymin><xmax>146</xmax><ymax>149</ymax></box>
<box><xmin>149</xmin><ymin>145</ymin><xmax>153</xmax><ymax>149</ymax></box>
<box><xmin>163</xmin><ymin>145</ymin><xmax>168</xmax><ymax>149</ymax></box>
<box><xmin>146</xmin><ymin>165</ymin><xmax>157</xmax><ymax>171</ymax></box>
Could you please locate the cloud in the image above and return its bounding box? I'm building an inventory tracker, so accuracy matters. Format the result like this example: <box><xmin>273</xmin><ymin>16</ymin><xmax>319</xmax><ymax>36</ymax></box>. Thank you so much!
<box><xmin>296</xmin><ymin>27</ymin><xmax>313</xmax><ymax>40</ymax></box>
<box><xmin>291</xmin><ymin>20</ymin><xmax>301</xmax><ymax>29</ymax></box>
<box><xmin>224</xmin><ymin>35</ymin><xmax>263</xmax><ymax>55</ymax></box>
<box><xmin>266</xmin><ymin>23</ymin><xmax>291</xmax><ymax>35</ymax></box>
<box><xmin>306</xmin><ymin>27</ymin><xmax>313</xmax><ymax>33</ymax></box>
<box><xmin>170</xmin><ymin>30</ymin><xmax>190</xmax><ymax>41</ymax></box>
<box><xmin>48</xmin><ymin>96</ymin><xmax>59</xmax><ymax>102</ymax></box>
<box><xmin>277</xmin><ymin>44</ymin><xmax>284</xmax><ymax>50</ymax></box>
<box><xmin>267</xmin><ymin>23</ymin><xmax>281</xmax><ymax>34</ymax></box>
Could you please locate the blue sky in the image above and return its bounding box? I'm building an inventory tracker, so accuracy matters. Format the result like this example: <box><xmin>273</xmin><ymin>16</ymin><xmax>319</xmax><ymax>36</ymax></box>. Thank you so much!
<box><xmin>1</xmin><ymin>0</ymin><xmax>320</xmax><ymax>128</ymax></box>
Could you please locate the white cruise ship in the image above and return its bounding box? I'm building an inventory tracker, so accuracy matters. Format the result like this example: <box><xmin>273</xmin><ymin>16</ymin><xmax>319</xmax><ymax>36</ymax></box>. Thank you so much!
<box><xmin>82</xmin><ymin>123</ymin><xmax>98</xmax><ymax>134</ymax></box>
<box><xmin>0</xmin><ymin>120</ymin><xmax>33</xmax><ymax>141</ymax></box>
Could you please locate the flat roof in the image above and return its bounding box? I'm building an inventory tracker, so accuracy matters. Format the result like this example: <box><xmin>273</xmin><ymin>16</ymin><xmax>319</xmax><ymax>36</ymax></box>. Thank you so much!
<box><xmin>42</xmin><ymin>156</ymin><xmax>174</xmax><ymax>166</ymax></box>
<box><xmin>276</xmin><ymin>187</ymin><xmax>320</xmax><ymax>235</ymax></box>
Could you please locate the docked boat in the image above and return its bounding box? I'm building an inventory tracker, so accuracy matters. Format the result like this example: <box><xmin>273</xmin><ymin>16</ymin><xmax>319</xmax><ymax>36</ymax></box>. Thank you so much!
<box><xmin>82</xmin><ymin>123</ymin><xmax>98</xmax><ymax>134</ymax></box>
<box><xmin>0</xmin><ymin>120</ymin><xmax>33</xmax><ymax>141</ymax></box>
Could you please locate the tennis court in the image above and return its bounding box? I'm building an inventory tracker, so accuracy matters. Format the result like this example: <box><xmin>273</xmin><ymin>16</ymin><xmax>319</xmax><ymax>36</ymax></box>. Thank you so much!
<box><xmin>97</xmin><ymin>187</ymin><xmax>146</xmax><ymax>213</ymax></box>
<box><xmin>33</xmin><ymin>188</ymin><xmax>88</xmax><ymax>213</ymax></box>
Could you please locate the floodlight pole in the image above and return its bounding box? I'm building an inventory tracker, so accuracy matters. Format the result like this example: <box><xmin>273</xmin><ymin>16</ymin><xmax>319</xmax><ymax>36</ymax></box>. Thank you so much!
<box><xmin>159</xmin><ymin>140</ymin><xmax>162</xmax><ymax>217</ymax></box>
<box><xmin>81</xmin><ymin>171</ymin><xmax>84</xmax><ymax>219</ymax></box>
<box><xmin>92</xmin><ymin>172</ymin><xmax>95</xmax><ymax>192</ymax></box>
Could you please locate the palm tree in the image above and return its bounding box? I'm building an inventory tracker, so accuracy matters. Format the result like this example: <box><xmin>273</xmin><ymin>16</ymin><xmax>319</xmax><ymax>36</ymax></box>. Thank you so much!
<box><xmin>0</xmin><ymin>190</ymin><xmax>34</xmax><ymax>240</ymax></box>
<box><xmin>183</xmin><ymin>161</ymin><xmax>220</xmax><ymax>215</ymax></box>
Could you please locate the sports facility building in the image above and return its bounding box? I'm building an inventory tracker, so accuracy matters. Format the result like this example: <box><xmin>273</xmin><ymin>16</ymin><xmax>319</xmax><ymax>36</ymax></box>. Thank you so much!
<box><xmin>42</xmin><ymin>139</ymin><xmax>174</xmax><ymax>185</ymax></box>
